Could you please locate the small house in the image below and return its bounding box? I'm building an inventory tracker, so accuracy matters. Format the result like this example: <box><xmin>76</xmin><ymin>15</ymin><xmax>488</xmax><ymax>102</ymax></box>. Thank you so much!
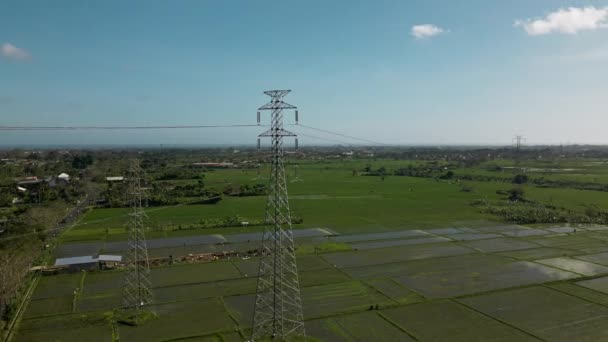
<box><xmin>57</xmin><ymin>173</ymin><xmax>70</xmax><ymax>183</ymax></box>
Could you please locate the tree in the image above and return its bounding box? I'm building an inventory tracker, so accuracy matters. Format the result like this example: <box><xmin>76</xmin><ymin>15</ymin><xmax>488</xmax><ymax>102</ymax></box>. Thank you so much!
<box><xmin>0</xmin><ymin>242</ymin><xmax>37</xmax><ymax>321</ymax></box>
<box><xmin>71</xmin><ymin>154</ymin><xmax>94</xmax><ymax>169</ymax></box>
<box><xmin>440</xmin><ymin>171</ymin><xmax>454</xmax><ymax>180</ymax></box>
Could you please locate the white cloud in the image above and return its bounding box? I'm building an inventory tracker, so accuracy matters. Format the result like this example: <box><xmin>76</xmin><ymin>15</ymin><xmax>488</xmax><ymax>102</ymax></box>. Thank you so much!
<box><xmin>411</xmin><ymin>24</ymin><xmax>445</xmax><ymax>39</ymax></box>
<box><xmin>516</xmin><ymin>6</ymin><xmax>608</xmax><ymax>35</ymax></box>
<box><xmin>1</xmin><ymin>43</ymin><xmax>30</xmax><ymax>61</ymax></box>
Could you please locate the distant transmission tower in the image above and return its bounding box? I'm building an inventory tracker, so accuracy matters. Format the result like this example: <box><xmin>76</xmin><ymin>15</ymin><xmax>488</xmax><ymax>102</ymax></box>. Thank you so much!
<box><xmin>291</xmin><ymin>164</ymin><xmax>303</xmax><ymax>183</ymax></box>
<box><xmin>251</xmin><ymin>90</ymin><xmax>305</xmax><ymax>340</ymax></box>
<box><xmin>513</xmin><ymin>135</ymin><xmax>525</xmax><ymax>152</ymax></box>
<box><xmin>122</xmin><ymin>159</ymin><xmax>153</xmax><ymax>311</ymax></box>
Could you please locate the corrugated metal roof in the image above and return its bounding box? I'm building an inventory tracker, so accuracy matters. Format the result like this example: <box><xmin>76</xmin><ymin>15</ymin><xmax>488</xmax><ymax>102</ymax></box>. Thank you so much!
<box><xmin>54</xmin><ymin>255</ymin><xmax>97</xmax><ymax>266</ymax></box>
<box><xmin>54</xmin><ymin>254</ymin><xmax>123</xmax><ymax>266</ymax></box>
<box><xmin>98</xmin><ymin>255</ymin><xmax>122</xmax><ymax>262</ymax></box>
<box><xmin>106</xmin><ymin>176</ymin><xmax>124</xmax><ymax>181</ymax></box>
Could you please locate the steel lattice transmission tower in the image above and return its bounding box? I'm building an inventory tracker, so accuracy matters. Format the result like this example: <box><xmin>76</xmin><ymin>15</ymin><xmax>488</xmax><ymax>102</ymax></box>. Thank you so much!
<box><xmin>122</xmin><ymin>159</ymin><xmax>153</xmax><ymax>310</ymax></box>
<box><xmin>251</xmin><ymin>90</ymin><xmax>305</xmax><ymax>341</ymax></box>
<box><xmin>513</xmin><ymin>135</ymin><xmax>525</xmax><ymax>152</ymax></box>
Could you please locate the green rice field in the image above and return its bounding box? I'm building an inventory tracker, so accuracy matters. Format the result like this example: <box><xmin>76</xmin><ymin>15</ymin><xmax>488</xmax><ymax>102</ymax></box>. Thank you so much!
<box><xmin>14</xmin><ymin>159</ymin><xmax>608</xmax><ymax>341</ymax></box>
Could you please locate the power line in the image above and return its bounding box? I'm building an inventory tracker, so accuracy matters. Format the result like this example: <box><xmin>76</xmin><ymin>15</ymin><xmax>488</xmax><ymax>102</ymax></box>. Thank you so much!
<box><xmin>292</xmin><ymin>123</ymin><xmax>388</xmax><ymax>146</ymax></box>
<box><xmin>0</xmin><ymin>122</ymin><xmax>388</xmax><ymax>146</ymax></box>
<box><xmin>0</xmin><ymin>124</ymin><xmax>261</xmax><ymax>131</ymax></box>
<box><xmin>286</xmin><ymin>130</ymin><xmax>354</xmax><ymax>146</ymax></box>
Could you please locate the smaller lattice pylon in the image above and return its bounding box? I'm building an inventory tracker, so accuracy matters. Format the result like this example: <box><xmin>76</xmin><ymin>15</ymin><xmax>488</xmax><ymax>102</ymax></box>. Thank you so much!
<box><xmin>122</xmin><ymin>159</ymin><xmax>153</xmax><ymax>310</ymax></box>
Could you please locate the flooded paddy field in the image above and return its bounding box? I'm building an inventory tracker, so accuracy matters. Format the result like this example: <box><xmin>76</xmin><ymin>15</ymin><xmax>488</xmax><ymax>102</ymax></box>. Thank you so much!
<box><xmin>15</xmin><ymin>224</ymin><xmax>608</xmax><ymax>341</ymax></box>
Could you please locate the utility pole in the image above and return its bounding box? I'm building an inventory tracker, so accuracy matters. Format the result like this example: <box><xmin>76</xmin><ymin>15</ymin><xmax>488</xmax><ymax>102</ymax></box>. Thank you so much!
<box><xmin>251</xmin><ymin>90</ymin><xmax>305</xmax><ymax>341</ymax></box>
<box><xmin>122</xmin><ymin>159</ymin><xmax>153</xmax><ymax>311</ymax></box>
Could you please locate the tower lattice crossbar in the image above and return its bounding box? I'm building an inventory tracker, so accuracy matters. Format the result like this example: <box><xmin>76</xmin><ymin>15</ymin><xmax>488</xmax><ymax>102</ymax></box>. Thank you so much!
<box><xmin>122</xmin><ymin>159</ymin><xmax>153</xmax><ymax>310</ymax></box>
<box><xmin>251</xmin><ymin>90</ymin><xmax>306</xmax><ymax>341</ymax></box>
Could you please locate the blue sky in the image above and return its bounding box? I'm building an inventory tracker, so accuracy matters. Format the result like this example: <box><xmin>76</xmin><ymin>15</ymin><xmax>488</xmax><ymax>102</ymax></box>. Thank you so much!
<box><xmin>2</xmin><ymin>0</ymin><xmax>608</xmax><ymax>146</ymax></box>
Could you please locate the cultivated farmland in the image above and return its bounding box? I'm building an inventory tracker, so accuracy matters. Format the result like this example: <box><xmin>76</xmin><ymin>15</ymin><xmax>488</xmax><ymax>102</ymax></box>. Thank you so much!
<box><xmin>13</xmin><ymin>158</ymin><xmax>608</xmax><ymax>341</ymax></box>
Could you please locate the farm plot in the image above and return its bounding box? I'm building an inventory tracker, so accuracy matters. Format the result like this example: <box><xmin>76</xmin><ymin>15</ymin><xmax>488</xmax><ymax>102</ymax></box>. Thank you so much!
<box><xmin>330</xmin><ymin>230</ymin><xmax>430</xmax><ymax>243</ymax></box>
<box><xmin>222</xmin><ymin>294</ymin><xmax>255</xmax><ymax>328</ymax></box>
<box><xmin>60</xmin><ymin>227</ymin><xmax>108</xmax><ymax>243</ymax></box>
<box><xmin>461</xmin><ymin>238</ymin><xmax>540</xmax><ymax>253</ymax></box>
<box><xmin>351</xmin><ymin>236</ymin><xmax>451</xmax><ymax>250</ymax></box>
<box><xmin>495</xmin><ymin>247</ymin><xmax>580</xmax><ymax>260</ymax></box>
<box><xmin>224</xmin><ymin>280</ymin><xmax>393</xmax><ymax>327</ymax></box>
<box><xmin>153</xmin><ymin>277</ymin><xmax>257</xmax><ymax>303</ymax></box>
<box><xmin>382</xmin><ymin>300</ymin><xmax>539</xmax><ymax>342</ymax></box>
<box><xmin>547</xmin><ymin>227</ymin><xmax>581</xmax><ymax>234</ymax></box>
<box><xmin>77</xmin><ymin>292</ymin><xmax>122</xmax><ymax>313</ymax></box>
<box><xmin>558</xmin><ymin>241</ymin><xmax>608</xmax><ymax>252</ymax></box>
<box><xmin>151</xmin><ymin>261</ymin><xmax>242</xmax><ymax>287</ymax></box>
<box><xmin>535</xmin><ymin>257</ymin><xmax>608</xmax><ymax>277</ymax></box>
<box><xmin>118</xmin><ymin>298</ymin><xmax>235</xmax><ymax>342</ymax></box>
<box><xmin>392</xmin><ymin>256</ymin><xmax>579</xmax><ymax>298</ymax></box>
<box><xmin>82</xmin><ymin>271</ymin><xmax>123</xmax><ymax>296</ymax></box>
<box><xmin>528</xmin><ymin>233</ymin><xmax>604</xmax><ymax>248</ymax></box>
<box><xmin>171</xmin><ymin>332</ymin><xmax>243</xmax><ymax>342</ymax></box>
<box><xmin>365</xmin><ymin>278</ymin><xmax>424</xmax><ymax>304</ymax></box>
<box><xmin>426</xmin><ymin>227</ymin><xmax>468</xmax><ymax>235</ymax></box>
<box><xmin>14</xmin><ymin>312</ymin><xmax>112</xmax><ymax>342</ymax></box>
<box><xmin>301</xmin><ymin>281</ymin><xmax>393</xmax><ymax>319</ymax></box>
<box><xmin>449</xmin><ymin>233</ymin><xmax>503</xmax><ymax>241</ymax></box>
<box><xmin>32</xmin><ymin>273</ymin><xmax>82</xmax><ymax>300</ymax></box>
<box><xmin>341</xmin><ymin>253</ymin><xmax>578</xmax><ymax>298</ymax></box>
<box><xmin>55</xmin><ymin>241</ymin><xmax>103</xmax><ymax>258</ymax></box>
<box><xmin>307</xmin><ymin>311</ymin><xmax>414</xmax><ymax>341</ymax></box>
<box><xmin>299</xmin><ymin>268</ymin><xmax>352</xmax><ymax>287</ymax></box>
<box><xmin>474</xmin><ymin>225</ymin><xmax>530</xmax><ymax>233</ymax></box>
<box><xmin>296</xmin><ymin>254</ymin><xmax>332</xmax><ymax>271</ymax></box>
<box><xmin>224</xmin><ymin>228</ymin><xmax>334</xmax><ymax>243</ymax></box>
<box><xmin>547</xmin><ymin>282</ymin><xmax>608</xmax><ymax>306</ymax></box>
<box><xmin>231</xmin><ymin>258</ymin><xmax>259</xmax><ymax>277</ymax></box>
<box><xmin>23</xmin><ymin>295</ymin><xmax>73</xmax><ymax>319</ymax></box>
<box><xmin>322</xmin><ymin>242</ymin><xmax>474</xmax><ymax>268</ymax></box>
<box><xmin>305</xmin><ymin>319</ymin><xmax>351</xmax><ymax>342</ymax></box>
<box><xmin>574</xmin><ymin>251</ymin><xmax>608</xmax><ymax>266</ymax></box>
<box><xmin>580</xmin><ymin>246</ymin><xmax>608</xmax><ymax>254</ymax></box>
<box><xmin>577</xmin><ymin>275</ymin><xmax>608</xmax><ymax>294</ymax></box>
<box><xmin>232</xmin><ymin>254</ymin><xmax>331</xmax><ymax>277</ymax></box>
<box><xmin>459</xmin><ymin>286</ymin><xmax>608</xmax><ymax>341</ymax></box>
<box><xmin>502</xmin><ymin>229</ymin><xmax>550</xmax><ymax>237</ymax></box>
